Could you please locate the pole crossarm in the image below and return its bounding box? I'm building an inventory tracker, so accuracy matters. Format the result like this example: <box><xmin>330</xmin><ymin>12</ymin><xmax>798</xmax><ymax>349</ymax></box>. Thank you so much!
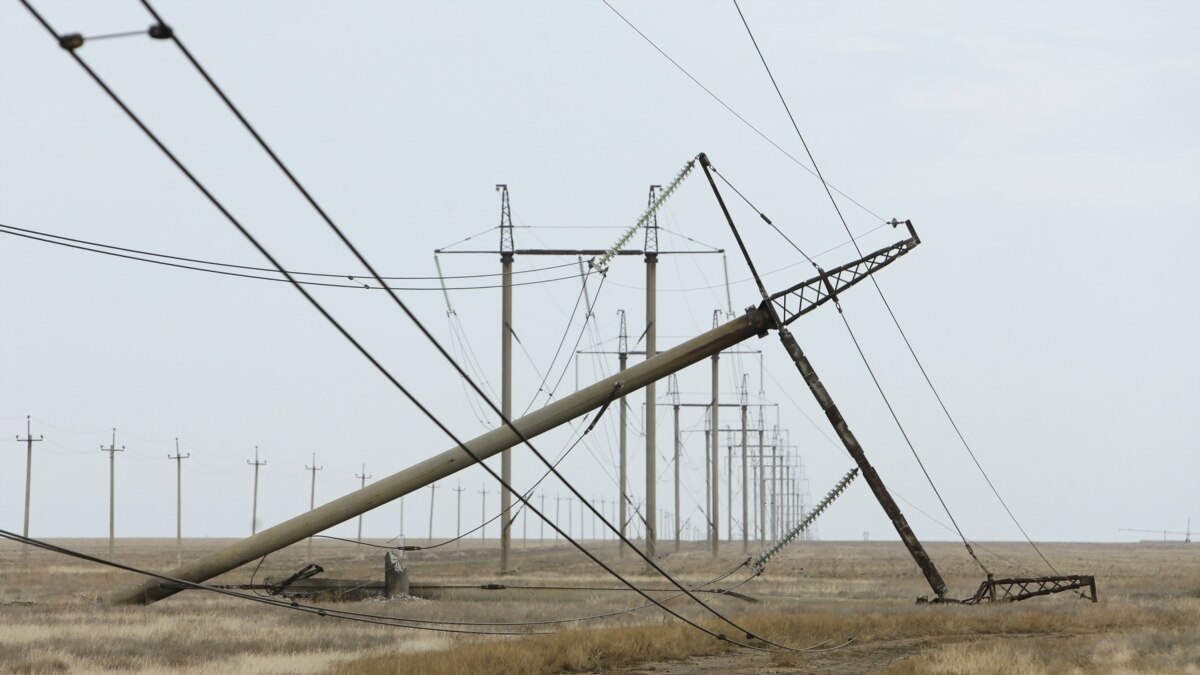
<box><xmin>765</xmin><ymin>220</ymin><xmax>920</xmax><ymax>328</ymax></box>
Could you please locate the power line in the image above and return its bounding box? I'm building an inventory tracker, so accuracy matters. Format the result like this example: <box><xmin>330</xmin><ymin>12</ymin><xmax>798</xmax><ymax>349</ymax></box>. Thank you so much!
<box><xmin>0</xmin><ymin>223</ymin><xmax>582</xmax><ymax>291</ymax></box>
<box><xmin>0</xmin><ymin>220</ymin><xmax>576</xmax><ymax>278</ymax></box>
<box><xmin>600</xmin><ymin>0</ymin><xmax>886</xmax><ymax>225</ymax></box>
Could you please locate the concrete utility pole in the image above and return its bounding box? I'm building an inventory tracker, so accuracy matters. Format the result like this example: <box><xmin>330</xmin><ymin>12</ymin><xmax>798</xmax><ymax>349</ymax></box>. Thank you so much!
<box><xmin>758</xmin><ymin>413</ymin><xmax>766</xmax><ymax>543</ymax></box>
<box><xmin>671</xmin><ymin>376</ymin><xmax>682</xmax><ymax>552</ymax></box>
<box><xmin>726</xmin><ymin>432</ymin><xmax>733</xmax><ymax>543</ymax></box>
<box><xmin>305</xmin><ymin>453</ymin><xmax>321</xmax><ymax>558</ymax></box>
<box><xmin>453</xmin><ymin>483</ymin><xmax>465</xmax><ymax>548</ymax></box>
<box><xmin>617</xmin><ymin>309</ymin><xmax>628</xmax><ymax>559</ymax></box>
<box><xmin>644</xmin><ymin>184</ymin><xmax>660</xmax><ymax>560</ymax></box>
<box><xmin>710</xmin><ymin>310</ymin><xmax>721</xmax><ymax>557</ymax></box>
<box><xmin>16</xmin><ymin>416</ymin><xmax>42</xmax><ymax>540</ymax></box>
<box><xmin>704</xmin><ymin>425</ymin><xmax>711</xmax><ymax>544</ymax></box>
<box><xmin>247</xmin><ymin>447</ymin><xmax>265</xmax><ymax>536</ymax></box>
<box><xmin>479</xmin><ymin>485</ymin><xmax>490</xmax><ymax>540</ymax></box>
<box><xmin>427</xmin><ymin>483</ymin><xmax>438</xmax><ymax>542</ymax></box>
<box><xmin>356</xmin><ymin>464</ymin><xmax>372</xmax><ymax>542</ymax></box>
<box><xmin>168</xmin><ymin>439</ymin><xmax>189</xmax><ymax>565</ymax></box>
<box><xmin>554</xmin><ymin>494</ymin><xmax>562</xmax><ymax>541</ymax></box>
<box><xmin>539</xmin><ymin>492</ymin><xmax>546</xmax><ymax>544</ymax></box>
<box><xmin>741</xmin><ymin>377</ymin><xmax>750</xmax><ymax>553</ymax></box>
<box><xmin>566</xmin><ymin>495</ymin><xmax>574</xmax><ymax>539</ymax></box>
<box><xmin>101</xmin><ymin>429</ymin><xmax>125</xmax><ymax>558</ymax></box>
<box><xmin>497</xmin><ymin>184</ymin><xmax>514</xmax><ymax>575</ymax></box>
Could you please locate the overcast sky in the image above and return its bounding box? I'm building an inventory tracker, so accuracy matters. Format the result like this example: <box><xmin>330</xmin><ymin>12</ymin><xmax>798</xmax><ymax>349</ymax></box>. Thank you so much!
<box><xmin>1</xmin><ymin>1</ymin><xmax>1197</xmax><ymax>561</ymax></box>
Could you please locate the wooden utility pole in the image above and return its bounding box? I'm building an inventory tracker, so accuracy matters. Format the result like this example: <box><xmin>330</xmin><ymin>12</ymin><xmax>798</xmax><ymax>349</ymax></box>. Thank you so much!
<box><xmin>247</xmin><ymin>447</ymin><xmax>265</xmax><ymax>536</ymax></box>
<box><xmin>168</xmin><ymin>439</ymin><xmax>189</xmax><ymax>565</ymax></box>
<box><xmin>16</xmin><ymin>416</ymin><xmax>42</xmax><ymax>540</ymax></box>
<box><xmin>497</xmin><ymin>184</ymin><xmax>515</xmax><ymax>575</ymax></box>
<box><xmin>479</xmin><ymin>485</ymin><xmax>490</xmax><ymax>540</ymax></box>
<box><xmin>355</xmin><ymin>464</ymin><xmax>372</xmax><ymax>542</ymax></box>
<box><xmin>427</xmin><ymin>483</ymin><xmax>438</xmax><ymax>542</ymax></box>
<box><xmin>101</xmin><ymin>429</ymin><xmax>125</xmax><ymax>558</ymax></box>
<box><xmin>453</xmin><ymin>483</ymin><xmax>465</xmax><ymax>548</ymax></box>
<box><xmin>305</xmin><ymin>453</ymin><xmax>321</xmax><ymax>558</ymax></box>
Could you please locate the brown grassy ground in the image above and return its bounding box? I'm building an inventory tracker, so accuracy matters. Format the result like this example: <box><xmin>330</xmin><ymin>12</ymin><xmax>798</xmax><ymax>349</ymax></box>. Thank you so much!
<box><xmin>0</xmin><ymin>537</ymin><xmax>1196</xmax><ymax>673</ymax></box>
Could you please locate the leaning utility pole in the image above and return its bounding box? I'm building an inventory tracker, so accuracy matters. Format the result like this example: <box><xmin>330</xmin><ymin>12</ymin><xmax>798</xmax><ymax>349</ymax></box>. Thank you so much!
<box><xmin>101</xmin><ymin>429</ymin><xmax>125</xmax><ymax>558</ymax></box>
<box><xmin>697</xmin><ymin>154</ymin><xmax>949</xmax><ymax>598</ymax></box>
<box><xmin>16</xmin><ymin>416</ymin><xmax>42</xmax><ymax>540</ymax></box>
<box><xmin>453</xmin><ymin>483</ymin><xmax>465</xmax><ymax>548</ymax></box>
<box><xmin>644</xmin><ymin>184</ymin><xmax>660</xmax><ymax>560</ymax></box>
<box><xmin>168</xmin><ymin>439</ymin><xmax>189</xmax><ymax>565</ymax></box>
<box><xmin>247</xmin><ymin>447</ymin><xmax>266</xmax><ymax>536</ymax></box>
<box><xmin>305</xmin><ymin>453</ymin><xmax>321</xmax><ymax>558</ymax></box>
<box><xmin>497</xmin><ymin>184</ymin><xmax>515</xmax><ymax>575</ymax></box>
<box><xmin>356</xmin><ymin>464</ymin><xmax>372</xmax><ymax>542</ymax></box>
<box><xmin>111</xmin><ymin>221</ymin><xmax>923</xmax><ymax>605</ymax></box>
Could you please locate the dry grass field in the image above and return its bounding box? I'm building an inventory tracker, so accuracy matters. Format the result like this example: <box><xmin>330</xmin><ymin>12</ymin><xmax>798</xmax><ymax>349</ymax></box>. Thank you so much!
<box><xmin>1</xmin><ymin>536</ymin><xmax>1196</xmax><ymax>673</ymax></box>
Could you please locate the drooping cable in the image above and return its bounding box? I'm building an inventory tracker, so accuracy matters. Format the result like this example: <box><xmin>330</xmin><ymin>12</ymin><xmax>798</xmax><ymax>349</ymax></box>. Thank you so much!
<box><xmin>600</xmin><ymin>0</ymin><xmax>886</xmax><ymax>226</ymax></box>
<box><xmin>0</xmin><ymin>223</ymin><xmax>580</xmax><ymax>291</ymax></box>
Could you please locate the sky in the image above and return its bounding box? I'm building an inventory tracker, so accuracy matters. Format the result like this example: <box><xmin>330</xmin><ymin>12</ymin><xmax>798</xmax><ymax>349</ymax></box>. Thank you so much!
<box><xmin>1</xmin><ymin>1</ymin><xmax>1197</xmax><ymax>558</ymax></box>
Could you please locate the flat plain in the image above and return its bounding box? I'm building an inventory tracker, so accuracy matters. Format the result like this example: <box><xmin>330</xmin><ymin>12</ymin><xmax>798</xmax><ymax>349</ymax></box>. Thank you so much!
<box><xmin>1</xmin><ymin>537</ymin><xmax>1196</xmax><ymax>674</ymax></box>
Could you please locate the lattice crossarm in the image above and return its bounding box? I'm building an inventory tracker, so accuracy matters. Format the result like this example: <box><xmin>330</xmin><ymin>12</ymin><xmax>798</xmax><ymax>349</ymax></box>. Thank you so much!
<box><xmin>765</xmin><ymin>220</ymin><xmax>919</xmax><ymax>327</ymax></box>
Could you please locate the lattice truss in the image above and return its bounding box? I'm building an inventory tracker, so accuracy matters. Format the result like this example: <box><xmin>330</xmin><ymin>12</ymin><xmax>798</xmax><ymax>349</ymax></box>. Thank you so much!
<box><xmin>765</xmin><ymin>220</ymin><xmax>920</xmax><ymax>327</ymax></box>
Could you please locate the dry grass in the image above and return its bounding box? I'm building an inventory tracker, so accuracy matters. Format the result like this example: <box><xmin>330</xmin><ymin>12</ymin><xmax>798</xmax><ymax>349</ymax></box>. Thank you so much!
<box><xmin>1</xmin><ymin>538</ymin><xmax>1197</xmax><ymax>673</ymax></box>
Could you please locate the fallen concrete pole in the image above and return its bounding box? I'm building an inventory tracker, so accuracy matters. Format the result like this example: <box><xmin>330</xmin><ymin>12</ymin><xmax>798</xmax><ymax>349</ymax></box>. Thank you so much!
<box><xmin>109</xmin><ymin>310</ymin><xmax>770</xmax><ymax>605</ymax></box>
<box><xmin>110</xmin><ymin>226</ymin><xmax>922</xmax><ymax>606</ymax></box>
